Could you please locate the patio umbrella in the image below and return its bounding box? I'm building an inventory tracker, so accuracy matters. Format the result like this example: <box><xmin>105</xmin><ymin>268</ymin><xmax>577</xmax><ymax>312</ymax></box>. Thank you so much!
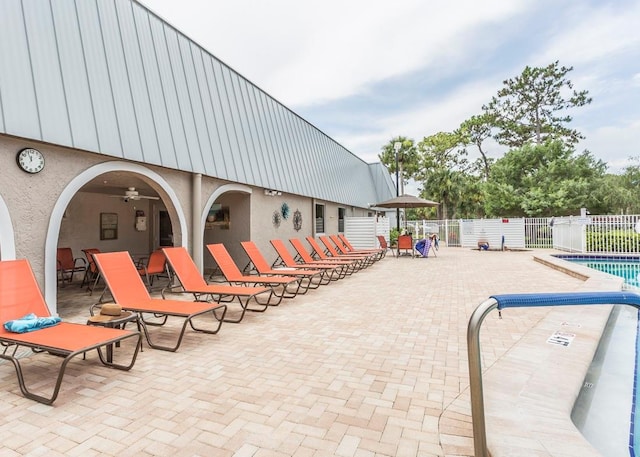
<box><xmin>372</xmin><ymin>194</ymin><xmax>439</xmax><ymax>255</ymax></box>
<box><xmin>373</xmin><ymin>193</ymin><xmax>439</xmax><ymax>239</ymax></box>
<box><xmin>373</xmin><ymin>194</ymin><xmax>439</xmax><ymax>209</ymax></box>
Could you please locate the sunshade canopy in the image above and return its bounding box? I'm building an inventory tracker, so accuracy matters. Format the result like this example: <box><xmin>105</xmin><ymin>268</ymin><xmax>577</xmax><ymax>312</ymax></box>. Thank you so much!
<box><xmin>373</xmin><ymin>194</ymin><xmax>439</xmax><ymax>209</ymax></box>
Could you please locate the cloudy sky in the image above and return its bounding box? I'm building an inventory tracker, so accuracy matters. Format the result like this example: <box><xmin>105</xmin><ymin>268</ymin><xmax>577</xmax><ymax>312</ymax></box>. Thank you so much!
<box><xmin>139</xmin><ymin>0</ymin><xmax>640</xmax><ymax>173</ymax></box>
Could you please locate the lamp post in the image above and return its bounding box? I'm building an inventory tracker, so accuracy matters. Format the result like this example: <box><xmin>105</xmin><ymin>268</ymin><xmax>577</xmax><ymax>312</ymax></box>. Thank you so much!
<box><xmin>393</xmin><ymin>141</ymin><xmax>402</xmax><ymax>232</ymax></box>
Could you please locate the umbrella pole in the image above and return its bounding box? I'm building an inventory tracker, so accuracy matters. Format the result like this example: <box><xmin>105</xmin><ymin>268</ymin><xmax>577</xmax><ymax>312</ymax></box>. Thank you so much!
<box><xmin>396</xmin><ymin>208</ymin><xmax>400</xmax><ymax>257</ymax></box>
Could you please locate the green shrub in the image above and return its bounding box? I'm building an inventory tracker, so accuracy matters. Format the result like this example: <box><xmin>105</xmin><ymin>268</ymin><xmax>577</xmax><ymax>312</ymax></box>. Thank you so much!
<box><xmin>390</xmin><ymin>228</ymin><xmax>399</xmax><ymax>246</ymax></box>
<box><xmin>586</xmin><ymin>230</ymin><xmax>640</xmax><ymax>252</ymax></box>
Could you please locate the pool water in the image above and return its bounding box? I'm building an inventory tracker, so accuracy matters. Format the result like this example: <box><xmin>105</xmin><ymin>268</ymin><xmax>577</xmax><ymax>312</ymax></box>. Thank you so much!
<box><xmin>569</xmin><ymin>259</ymin><xmax>640</xmax><ymax>289</ymax></box>
<box><xmin>561</xmin><ymin>256</ymin><xmax>640</xmax><ymax>456</ymax></box>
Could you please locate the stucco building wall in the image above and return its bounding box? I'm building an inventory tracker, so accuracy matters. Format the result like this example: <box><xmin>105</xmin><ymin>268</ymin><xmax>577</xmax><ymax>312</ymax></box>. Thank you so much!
<box><xmin>1</xmin><ymin>134</ymin><xmax>371</xmax><ymax>313</ymax></box>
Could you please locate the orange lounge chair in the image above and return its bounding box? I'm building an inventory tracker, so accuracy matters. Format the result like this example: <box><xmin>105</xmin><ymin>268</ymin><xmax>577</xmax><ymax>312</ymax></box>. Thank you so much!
<box><xmin>240</xmin><ymin>241</ymin><xmax>326</xmax><ymax>291</ymax></box>
<box><xmin>0</xmin><ymin>259</ymin><xmax>141</xmax><ymax>405</ymax></box>
<box><xmin>93</xmin><ymin>252</ymin><xmax>227</xmax><ymax>352</ymax></box>
<box><xmin>270</xmin><ymin>239</ymin><xmax>346</xmax><ymax>281</ymax></box>
<box><xmin>319</xmin><ymin>236</ymin><xmax>375</xmax><ymax>266</ymax></box>
<box><xmin>330</xmin><ymin>235</ymin><xmax>383</xmax><ymax>262</ymax></box>
<box><xmin>289</xmin><ymin>238</ymin><xmax>357</xmax><ymax>275</ymax></box>
<box><xmin>161</xmin><ymin>247</ymin><xmax>274</xmax><ymax>323</ymax></box>
<box><xmin>309</xmin><ymin>236</ymin><xmax>369</xmax><ymax>270</ymax></box>
<box><xmin>206</xmin><ymin>243</ymin><xmax>302</xmax><ymax>301</ymax></box>
<box><xmin>337</xmin><ymin>234</ymin><xmax>385</xmax><ymax>260</ymax></box>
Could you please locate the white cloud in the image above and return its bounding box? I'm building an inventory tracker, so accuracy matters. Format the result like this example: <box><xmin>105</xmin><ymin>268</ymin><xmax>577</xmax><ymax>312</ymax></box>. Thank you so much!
<box><xmin>140</xmin><ymin>0</ymin><xmax>640</xmax><ymax>173</ymax></box>
<box><xmin>580</xmin><ymin>119</ymin><xmax>640</xmax><ymax>172</ymax></box>
<box><xmin>140</xmin><ymin>0</ymin><xmax>532</xmax><ymax>106</ymax></box>
<box><xmin>260</xmin><ymin>0</ymin><xmax>532</xmax><ymax>106</ymax></box>
<box><xmin>533</xmin><ymin>3</ymin><xmax>640</xmax><ymax>69</ymax></box>
<box><xmin>334</xmin><ymin>78</ymin><xmax>503</xmax><ymax>161</ymax></box>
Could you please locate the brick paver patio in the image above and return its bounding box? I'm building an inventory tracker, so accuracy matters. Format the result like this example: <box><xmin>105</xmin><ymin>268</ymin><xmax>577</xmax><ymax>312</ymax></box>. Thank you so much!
<box><xmin>0</xmin><ymin>248</ymin><xmax>584</xmax><ymax>456</ymax></box>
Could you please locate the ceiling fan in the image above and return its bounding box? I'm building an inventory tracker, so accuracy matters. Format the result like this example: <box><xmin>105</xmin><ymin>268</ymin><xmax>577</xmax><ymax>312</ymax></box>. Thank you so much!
<box><xmin>109</xmin><ymin>187</ymin><xmax>159</xmax><ymax>202</ymax></box>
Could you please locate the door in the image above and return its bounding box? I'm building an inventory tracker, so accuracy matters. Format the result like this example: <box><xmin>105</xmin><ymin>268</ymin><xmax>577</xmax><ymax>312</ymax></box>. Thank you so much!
<box><xmin>159</xmin><ymin>210</ymin><xmax>173</xmax><ymax>247</ymax></box>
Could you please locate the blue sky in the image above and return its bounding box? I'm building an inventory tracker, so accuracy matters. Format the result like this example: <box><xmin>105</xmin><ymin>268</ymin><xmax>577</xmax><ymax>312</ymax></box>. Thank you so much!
<box><xmin>139</xmin><ymin>0</ymin><xmax>640</xmax><ymax>174</ymax></box>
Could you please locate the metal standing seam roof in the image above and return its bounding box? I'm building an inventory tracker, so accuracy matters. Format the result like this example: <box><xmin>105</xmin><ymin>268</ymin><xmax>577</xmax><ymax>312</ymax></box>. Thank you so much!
<box><xmin>0</xmin><ymin>0</ymin><xmax>394</xmax><ymax>208</ymax></box>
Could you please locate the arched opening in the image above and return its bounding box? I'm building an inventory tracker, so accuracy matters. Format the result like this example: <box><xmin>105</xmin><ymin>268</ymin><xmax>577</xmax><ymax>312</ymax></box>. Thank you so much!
<box><xmin>46</xmin><ymin>161</ymin><xmax>187</xmax><ymax>314</ymax></box>
<box><xmin>201</xmin><ymin>184</ymin><xmax>252</xmax><ymax>275</ymax></box>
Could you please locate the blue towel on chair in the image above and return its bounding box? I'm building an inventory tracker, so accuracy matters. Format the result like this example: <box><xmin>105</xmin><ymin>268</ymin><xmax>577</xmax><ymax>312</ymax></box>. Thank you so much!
<box><xmin>415</xmin><ymin>239</ymin><xmax>431</xmax><ymax>257</ymax></box>
<box><xmin>4</xmin><ymin>313</ymin><xmax>62</xmax><ymax>333</ymax></box>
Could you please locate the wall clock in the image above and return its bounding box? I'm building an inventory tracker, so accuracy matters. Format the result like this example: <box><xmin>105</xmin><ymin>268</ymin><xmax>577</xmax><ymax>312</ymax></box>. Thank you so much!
<box><xmin>16</xmin><ymin>148</ymin><xmax>45</xmax><ymax>174</ymax></box>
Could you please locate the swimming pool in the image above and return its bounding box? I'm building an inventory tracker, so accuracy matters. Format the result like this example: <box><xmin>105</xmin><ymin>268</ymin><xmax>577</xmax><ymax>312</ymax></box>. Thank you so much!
<box><xmin>557</xmin><ymin>255</ymin><xmax>640</xmax><ymax>289</ymax></box>
<box><xmin>556</xmin><ymin>255</ymin><xmax>640</xmax><ymax>456</ymax></box>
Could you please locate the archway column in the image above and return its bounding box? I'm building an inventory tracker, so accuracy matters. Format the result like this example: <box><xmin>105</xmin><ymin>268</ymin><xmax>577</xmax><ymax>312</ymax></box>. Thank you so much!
<box><xmin>192</xmin><ymin>173</ymin><xmax>203</xmax><ymax>271</ymax></box>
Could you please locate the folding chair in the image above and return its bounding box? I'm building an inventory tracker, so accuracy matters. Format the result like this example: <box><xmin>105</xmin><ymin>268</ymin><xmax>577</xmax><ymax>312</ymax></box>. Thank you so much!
<box><xmin>397</xmin><ymin>235</ymin><xmax>415</xmax><ymax>257</ymax></box>
<box><xmin>81</xmin><ymin>248</ymin><xmax>102</xmax><ymax>293</ymax></box>
<box><xmin>376</xmin><ymin>235</ymin><xmax>394</xmax><ymax>257</ymax></box>
<box><xmin>415</xmin><ymin>237</ymin><xmax>437</xmax><ymax>258</ymax></box>
<box><xmin>137</xmin><ymin>249</ymin><xmax>171</xmax><ymax>290</ymax></box>
<box><xmin>56</xmin><ymin>247</ymin><xmax>87</xmax><ymax>286</ymax></box>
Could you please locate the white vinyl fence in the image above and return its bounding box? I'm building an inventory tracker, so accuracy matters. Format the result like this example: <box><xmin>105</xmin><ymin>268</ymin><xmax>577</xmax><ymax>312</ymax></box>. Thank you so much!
<box><xmin>344</xmin><ymin>216</ymin><xmax>390</xmax><ymax>249</ymax></box>
<box><xmin>405</xmin><ymin>220</ymin><xmax>461</xmax><ymax>247</ymax></box>
<box><xmin>552</xmin><ymin>214</ymin><xmax>640</xmax><ymax>253</ymax></box>
<box><xmin>407</xmin><ymin>218</ymin><xmax>532</xmax><ymax>250</ymax></box>
<box><xmin>350</xmin><ymin>214</ymin><xmax>640</xmax><ymax>254</ymax></box>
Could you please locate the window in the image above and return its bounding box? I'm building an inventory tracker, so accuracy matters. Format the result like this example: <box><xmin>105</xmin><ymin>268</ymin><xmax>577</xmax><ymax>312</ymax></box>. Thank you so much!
<box><xmin>338</xmin><ymin>207</ymin><xmax>345</xmax><ymax>233</ymax></box>
<box><xmin>315</xmin><ymin>204</ymin><xmax>325</xmax><ymax>233</ymax></box>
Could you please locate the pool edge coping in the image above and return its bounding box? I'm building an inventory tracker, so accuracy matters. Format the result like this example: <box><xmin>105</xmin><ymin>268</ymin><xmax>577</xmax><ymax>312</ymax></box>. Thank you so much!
<box><xmin>484</xmin><ymin>252</ymin><xmax>624</xmax><ymax>457</ymax></box>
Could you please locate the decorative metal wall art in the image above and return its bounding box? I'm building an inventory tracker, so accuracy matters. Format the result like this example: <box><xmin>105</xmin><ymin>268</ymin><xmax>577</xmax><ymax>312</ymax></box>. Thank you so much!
<box><xmin>281</xmin><ymin>202</ymin><xmax>290</xmax><ymax>219</ymax></box>
<box><xmin>272</xmin><ymin>210</ymin><xmax>282</xmax><ymax>228</ymax></box>
<box><xmin>293</xmin><ymin>209</ymin><xmax>302</xmax><ymax>231</ymax></box>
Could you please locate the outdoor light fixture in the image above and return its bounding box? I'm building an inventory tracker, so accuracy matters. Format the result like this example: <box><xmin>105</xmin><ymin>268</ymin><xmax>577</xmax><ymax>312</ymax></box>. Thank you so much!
<box><xmin>264</xmin><ymin>189</ymin><xmax>281</xmax><ymax>197</ymax></box>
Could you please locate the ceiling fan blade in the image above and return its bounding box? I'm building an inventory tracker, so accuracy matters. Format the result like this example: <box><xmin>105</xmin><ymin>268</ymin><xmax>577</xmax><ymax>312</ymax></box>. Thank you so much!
<box><xmin>103</xmin><ymin>187</ymin><xmax>159</xmax><ymax>200</ymax></box>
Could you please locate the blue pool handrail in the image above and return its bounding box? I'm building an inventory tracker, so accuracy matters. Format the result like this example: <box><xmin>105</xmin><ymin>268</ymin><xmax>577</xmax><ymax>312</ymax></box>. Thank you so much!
<box><xmin>467</xmin><ymin>290</ymin><xmax>640</xmax><ymax>457</ymax></box>
<box><xmin>492</xmin><ymin>291</ymin><xmax>640</xmax><ymax>309</ymax></box>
